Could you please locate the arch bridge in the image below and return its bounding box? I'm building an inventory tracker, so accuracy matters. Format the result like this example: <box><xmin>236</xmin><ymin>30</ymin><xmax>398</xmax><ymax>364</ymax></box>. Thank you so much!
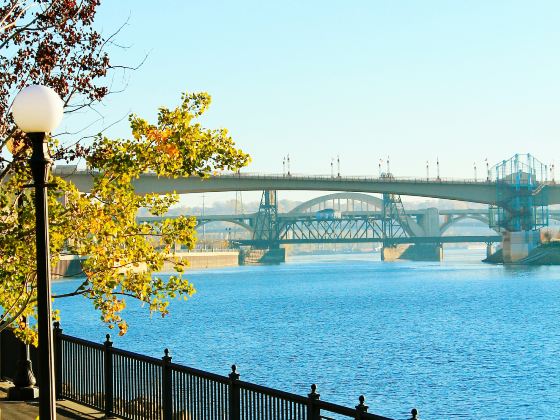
<box><xmin>139</xmin><ymin>192</ymin><xmax>503</xmax><ymax>262</ymax></box>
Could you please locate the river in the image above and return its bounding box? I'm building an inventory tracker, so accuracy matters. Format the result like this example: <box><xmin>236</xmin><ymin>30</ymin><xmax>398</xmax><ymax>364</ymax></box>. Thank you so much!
<box><xmin>53</xmin><ymin>249</ymin><xmax>560</xmax><ymax>419</ymax></box>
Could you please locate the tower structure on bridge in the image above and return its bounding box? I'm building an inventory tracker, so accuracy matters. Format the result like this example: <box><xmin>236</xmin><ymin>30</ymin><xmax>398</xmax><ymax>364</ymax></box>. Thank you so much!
<box><xmin>382</xmin><ymin>193</ymin><xmax>411</xmax><ymax>240</ymax></box>
<box><xmin>488</xmin><ymin>154</ymin><xmax>550</xmax><ymax>262</ymax></box>
<box><xmin>489</xmin><ymin>154</ymin><xmax>549</xmax><ymax>232</ymax></box>
<box><xmin>252</xmin><ymin>190</ymin><xmax>279</xmax><ymax>248</ymax></box>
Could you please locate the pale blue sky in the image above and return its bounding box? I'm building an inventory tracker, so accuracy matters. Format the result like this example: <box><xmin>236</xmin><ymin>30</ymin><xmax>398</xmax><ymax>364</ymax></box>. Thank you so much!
<box><xmin>63</xmin><ymin>1</ymin><xmax>560</xmax><ymax>203</ymax></box>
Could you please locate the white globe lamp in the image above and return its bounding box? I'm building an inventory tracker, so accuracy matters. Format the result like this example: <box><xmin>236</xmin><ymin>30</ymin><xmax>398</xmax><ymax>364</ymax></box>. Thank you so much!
<box><xmin>11</xmin><ymin>85</ymin><xmax>63</xmax><ymax>133</ymax></box>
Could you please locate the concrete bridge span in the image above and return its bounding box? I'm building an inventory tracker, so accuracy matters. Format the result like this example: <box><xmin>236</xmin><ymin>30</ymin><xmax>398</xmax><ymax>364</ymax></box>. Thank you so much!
<box><xmin>55</xmin><ymin>168</ymin><xmax>553</xmax><ymax>206</ymax></box>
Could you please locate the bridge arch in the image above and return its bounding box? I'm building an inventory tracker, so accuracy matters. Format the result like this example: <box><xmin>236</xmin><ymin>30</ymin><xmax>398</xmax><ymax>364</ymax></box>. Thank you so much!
<box><xmin>289</xmin><ymin>192</ymin><xmax>384</xmax><ymax>213</ymax></box>
<box><xmin>196</xmin><ymin>219</ymin><xmax>254</xmax><ymax>235</ymax></box>
<box><xmin>288</xmin><ymin>192</ymin><xmax>424</xmax><ymax>237</ymax></box>
<box><xmin>440</xmin><ymin>214</ymin><xmax>495</xmax><ymax>235</ymax></box>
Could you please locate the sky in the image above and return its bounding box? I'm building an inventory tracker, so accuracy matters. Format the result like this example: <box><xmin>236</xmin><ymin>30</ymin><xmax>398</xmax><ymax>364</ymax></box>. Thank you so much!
<box><xmin>61</xmin><ymin>1</ymin><xmax>560</xmax><ymax>205</ymax></box>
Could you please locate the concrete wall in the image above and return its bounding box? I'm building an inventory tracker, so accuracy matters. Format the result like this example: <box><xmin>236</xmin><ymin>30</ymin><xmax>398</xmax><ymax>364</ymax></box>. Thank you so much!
<box><xmin>163</xmin><ymin>251</ymin><xmax>239</xmax><ymax>270</ymax></box>
<box><xmin>53</xmin><ymin>251</ymin><xmax>240</xmax><ymax>278</ymax></box>
<box><xmin>52</xmin><ymin>255</ymin><xmax>85</xmax><ymax>279</ymax></box>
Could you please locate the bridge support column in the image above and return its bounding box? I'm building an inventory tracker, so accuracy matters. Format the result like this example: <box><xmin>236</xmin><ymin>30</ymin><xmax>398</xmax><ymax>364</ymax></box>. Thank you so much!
<box><xmin>486</xmin><ymin>242</ymin><xmax>494</xmax><ymax>259</ymax></box>
<box><xmin>419</xmin><ymin>208</ymin><xmax>441</xmax><ymax>236</ymax></box>
<box><xmin>239</xmin><ymin>247</ymin><xmax>286</xmax><ymax>265</ymax></box>
<box><xmin>381</xmin><ymin>244</ymin><xmax>442</xmax><ymax>262</ymax></box>
<box><xmin>381</xmin><ymin>245</ymin><xmax>408</xmax><ymax>261</ymax></box>
<box><xmin>501</xmin><ymin>231</ymin><xmax>540</xmax><ymax>263</ymax></box>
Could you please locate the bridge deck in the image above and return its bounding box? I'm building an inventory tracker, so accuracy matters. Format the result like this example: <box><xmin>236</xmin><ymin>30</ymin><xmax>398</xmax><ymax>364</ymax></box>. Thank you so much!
<box><xmin>55</xmin><ymin>168</ymin><xmax>560</xmax><ymax>205</ymax></box>
<box><xmin>234</xmin><ymin>235</ymin><xmax>501</xmax><ymax>246</ymax></box>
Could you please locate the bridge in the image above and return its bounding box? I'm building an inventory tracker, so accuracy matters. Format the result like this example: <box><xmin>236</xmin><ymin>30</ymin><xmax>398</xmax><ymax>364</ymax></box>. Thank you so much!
<box><xmin>55</xmin><ymin>154</ymin><xmax>558</xmax><ymax>264</ymax></box>
<box><xmin>138</xmin><ymin>192</ymin><xmax>510</xmax><ymax>263</ymax></box>
<box><xmin>139</xmin><ymin>205</ymin><xmax>511</xmax><ymax>244</ymax></box>
<box><xmin>54</xmin><ymin>168</ymin><xmax>560</xmax><ymax>206</ymax></box>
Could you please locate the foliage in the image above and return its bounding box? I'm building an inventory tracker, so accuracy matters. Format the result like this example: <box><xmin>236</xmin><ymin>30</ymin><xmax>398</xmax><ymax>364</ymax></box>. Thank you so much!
<box><xmin>0</xmin><ymin>0</ymin><xmax>114</xmax><ymax>165</ymax></box>
<box><xmin>1</xmin><ymin>91</ymin><xmax>250</xmax><ymax>344</ymax></box>
<box><xmin>0</xmin><ymin>2</ymin><xmax>251</xmax><ymax>344</ymax></box>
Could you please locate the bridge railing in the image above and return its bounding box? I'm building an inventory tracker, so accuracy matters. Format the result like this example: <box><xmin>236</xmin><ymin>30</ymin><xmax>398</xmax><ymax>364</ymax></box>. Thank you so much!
<box><xmin>7</xmin><ymin>323</ymin><xmax>416</xmax><ymax>420</ymax></box>
<box><xmin>52</xmin><ymin>165</ymin><xmax>501</xmax><ymax>185</ymax></box>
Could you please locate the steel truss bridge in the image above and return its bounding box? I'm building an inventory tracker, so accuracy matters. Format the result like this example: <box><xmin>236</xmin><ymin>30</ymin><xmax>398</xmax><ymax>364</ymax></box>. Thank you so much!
<box><xmin>139</xmin><ymin>192</ymin><xmax>515</xmax><ymax>248</ymax></box>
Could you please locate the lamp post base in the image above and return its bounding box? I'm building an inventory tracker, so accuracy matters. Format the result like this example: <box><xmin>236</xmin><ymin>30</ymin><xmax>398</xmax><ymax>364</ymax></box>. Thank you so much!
<box><xmin>7</xmin><ymin>385</ymin><xmax>39</xmax><ymax>400</ymax></box>
<box><xmin>7</xmin><ymin>355</ymin><xmax>38</xmax><ymax>401</ymax></box>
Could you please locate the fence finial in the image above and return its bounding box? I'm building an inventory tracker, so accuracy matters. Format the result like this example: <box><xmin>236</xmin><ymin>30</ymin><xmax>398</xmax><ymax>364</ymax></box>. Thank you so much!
<box><xmin>163</xmin><ymin>348</ymin><xmax>172</xmax><ymax>363</ymax></box>
<box><xmin>104</xmin><ymin>334</ymin><xmax>112</xmax><ymax>346</ymax></box>
<box><xmin>308</xmin><ymin>383</ymin><xmax>320</xmax><ymax>400</ymax></box>
<box><xmin>410</xmin><ymin>408</ymin><xmax>418</xmax><ymax>419</ymax></box>
<box><xmin>356</xmin><ymin>395</ymin><xmax>368</xmax><ymax>412</ymax></box>
<box><xmin>229</xmin><ymin>364</ymin><xmax>240</xmax><ymax>380</ymax></box>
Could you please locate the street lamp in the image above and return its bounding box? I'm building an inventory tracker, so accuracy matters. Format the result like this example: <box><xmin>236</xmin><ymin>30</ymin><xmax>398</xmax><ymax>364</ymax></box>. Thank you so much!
<box><xmin>11</xmin><ymin>84</ymin><xmax>64</xmax><ymax>420</ymax></box>
<box><xmin>337</xmin><ymin>155</ymin><xmax>340</xmax><ymax>178</ymax></box>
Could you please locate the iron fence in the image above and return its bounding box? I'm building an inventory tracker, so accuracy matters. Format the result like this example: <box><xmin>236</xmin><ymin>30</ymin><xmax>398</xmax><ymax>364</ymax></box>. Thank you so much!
<box><xmin>1</xmin><ymin>325</ymin><xmax>418</xmax><ymax>420</ymax></box>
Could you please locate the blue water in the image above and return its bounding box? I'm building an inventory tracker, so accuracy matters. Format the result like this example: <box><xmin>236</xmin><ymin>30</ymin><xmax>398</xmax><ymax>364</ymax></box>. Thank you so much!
<box><xmin>53</xmin><ymin>250</ymin><xmax>560</xmax><ymax>419</ymax></box>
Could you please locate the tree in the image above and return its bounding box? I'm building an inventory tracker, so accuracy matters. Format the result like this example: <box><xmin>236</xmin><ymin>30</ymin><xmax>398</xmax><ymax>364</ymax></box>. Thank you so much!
<box><xmin>0</xmin><ymin>1</ymin><xmax>251</xmax><ymax>344</ymax></box>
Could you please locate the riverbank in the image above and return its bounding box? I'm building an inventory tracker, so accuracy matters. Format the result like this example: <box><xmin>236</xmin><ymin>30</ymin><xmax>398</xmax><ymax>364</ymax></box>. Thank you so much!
<box><xmin>54</xmin><ymin>250</ymin><xmax>240</xmax><ymax>278</ymax></box>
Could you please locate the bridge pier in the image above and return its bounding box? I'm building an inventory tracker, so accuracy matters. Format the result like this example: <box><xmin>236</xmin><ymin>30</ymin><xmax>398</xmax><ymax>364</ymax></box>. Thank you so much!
<box><xmin>381</xmin><ymin>243</ymin><xmax>443</xmax><ymax>262</ymax></box>
<box><xmin>501</xmin><ymin>231</ymin><xmax>540</xmax><ymax>263</ymax></box>
<box><xmin>486</xmin><ymin>242</ymin><xmax>494</xmax><ymax>259</ymax></box>
<box><xmin>239</xmin><ymin>247</ymin><xmax>286</xmax><ymax>265</ymax></box>
<box><xmin>484</xmin><ymin>231</ymin><xmax>542</xmax><ymax>263</ymax></box>
<box><xmin>418</xmin><ymin>207</ymin><xmax>441</xmax><ymax>237</ymax></box>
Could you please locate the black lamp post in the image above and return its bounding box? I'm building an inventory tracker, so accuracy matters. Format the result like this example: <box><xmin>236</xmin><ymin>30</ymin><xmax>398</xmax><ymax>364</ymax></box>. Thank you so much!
<box><xmin>12</xmin><ymin>85</ymin><xmax>64</xmax><ymax>420</ymax></box>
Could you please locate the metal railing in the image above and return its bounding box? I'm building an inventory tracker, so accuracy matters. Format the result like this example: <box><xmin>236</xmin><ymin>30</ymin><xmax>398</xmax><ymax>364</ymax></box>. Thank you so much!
<box><xmin>52</xmin><ymin>165</ymin><xmax>501</xmax><ymax>185</ymax></box>
<box><xmin>47</xmin><ymin>323</ymin><xmax>418</xmax><ymax>420</ymax></box>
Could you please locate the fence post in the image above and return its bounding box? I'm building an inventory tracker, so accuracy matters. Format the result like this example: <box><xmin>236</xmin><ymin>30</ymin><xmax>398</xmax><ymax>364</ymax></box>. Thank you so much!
<box><xmin>410</xmin><ymin>408</ymin><xmax>419</xmax><ymax>419</ymax></box>
<box><xmin>104</xmin><ymin>334</ymin><xmax>114</xmax><ymax>418</ymax></box>
<box><xmin>228</xmin><ymin>364</ymin><xmax>240</xmax><ymax>420</ymax></box>
<box><xmin>53</xmin><ymin>322</ymin><xmax>63</xmax><ymax>399</ymax></box>
<box><xmin>162</xmin><ymin>348</ymin><xmax>173</xmax><ymax>420</ymax></box>
<box><xmin>355</xmin><ymin>395</ymin><xmax>368</xmax><ymax>420</ymax></box>
<box><xmin>307</xmin><ymin>384</ymin><xmax>321</xmax><ymax>420</ymax></box>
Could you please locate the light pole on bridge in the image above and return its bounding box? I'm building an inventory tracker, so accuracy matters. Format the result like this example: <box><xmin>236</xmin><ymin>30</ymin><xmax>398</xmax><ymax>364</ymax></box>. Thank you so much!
<box><xmin>426</xmin><ymin>160</ymin><xmax>429</xmax><ymax>181</ymax></box>
<box><xmin>337</xmin><ymin>155</ymin><xmax>340</xmax><ymax>178</ymax></box>
<box><xmin>331</xmin><ymin>158</ymin><xmax>334</xmax><ymax>178</ymax></box>
<box><xmin>436</xmin><ymin>157</ymin><xmax>440</xmax><ymax>180</ymax></box>
<box><xmin>474</xmin><ymin>162</ymin><xmax>477</xmax><ymax>182</ymax></box>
